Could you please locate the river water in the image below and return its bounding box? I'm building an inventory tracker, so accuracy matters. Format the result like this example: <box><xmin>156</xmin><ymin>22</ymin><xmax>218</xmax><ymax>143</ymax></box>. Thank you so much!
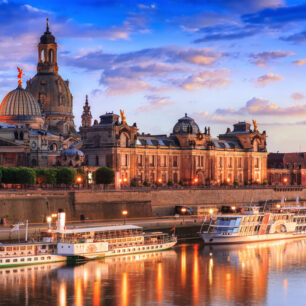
<box><xmin>1</xmin><ymin>239</ymin><xmax>306</xmax><ymax>306</ymax></box>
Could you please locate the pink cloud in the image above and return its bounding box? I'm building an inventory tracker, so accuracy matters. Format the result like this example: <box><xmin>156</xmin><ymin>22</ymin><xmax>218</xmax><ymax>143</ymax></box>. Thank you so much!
<box><xmin>293</xmin><ymin>59</ymin><xmax>306</xmax><ymax>66</ymax></box>
<box><xmin>255</xmin><ymin>73</ymin><xmax>283</xmax><ymax>87</ymax></box>
<box><xmin>291</xmin><ymin>92</ymin><xmax>304</xmax><ymax>100</ymax></box>
<box><xmin>136</xmin><ymin>95</ymin><xmax>174</xmax><ymax>112</ymax></box>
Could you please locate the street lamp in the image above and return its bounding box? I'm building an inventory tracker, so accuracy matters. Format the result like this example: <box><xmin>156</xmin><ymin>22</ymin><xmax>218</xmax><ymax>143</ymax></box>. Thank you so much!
<box><xmin>181</xmin><ymin>207</ymin><xmax>187</xmax><ymax>223</ymax></box>
<box><xmin>226</xmin><ymin>178</ymin><xmax>231</xmax><ymax>184</ymax></box>
<box><xmin>209</xmin><ymin>208</ymin><xmax>214</xmax><ymax>215</ymax></box>
<box><xmin>122</xmin><ymin>210</ymin><xmax>128</xmax><ymax>225</ymax></box>
<box><xmin>283</xmin><ymin>177</ymin><xmax>288</xmax><ymax>184</ymax></box>
<box><xmin>76</xmin><ymin>175</ymin><xmax>83</xmax><ymax>184</ymax></box>
<box><xmin>231</xmin><ymin>206</ymin><xmax>236</xmax><ymax>212</ymax></box>
<box><xmin>46</xmin><ymin>216</ymin><xmax>52</xmax><ymax>229</ymax></box>
<box><xmin>194</xmin><ymin>177</ymin><xmax>199</xmax><ymax>184</ymax></box>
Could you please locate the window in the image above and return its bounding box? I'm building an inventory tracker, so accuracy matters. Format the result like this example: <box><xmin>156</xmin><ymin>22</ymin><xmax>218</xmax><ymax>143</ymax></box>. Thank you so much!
<box><xmin>34</xmin><ymin>257</ymin><xmax>38</xmax><ymax>261</ymax></box>
<box><xmin>149</xmin><ymin>155</ymin><xmax>155</xmax><ymax>167</ymax></box>
<box><xmin>219</xmin><ymin>157</ymin><xmax>223</xmax><ymax>168</ymax></box>
<box><xmin>173</xmin><ymin>156</ymin><xmax>178</xmax><ymax>167</ymax></box>
<box><xmin>137</xmin><ymin>155</ymin><xmax>143</xmax><ymax>166</ymax></box>
<box><xmin>173</xmin><ymin>173</ymin><xmax>178</xmax><ymax>183</ymax></box>
<box><xmin>20</xmin><ymin>258</ymin><xmax>25</xmax><ymax>262</ymax></box>
<box><xmin>121</xmin><ymin>154</ymin><xmax>128</xmax><ymax>166</ymax></box>
<box><xmin>13</xmin><ymin>259</ymin><xmax>18</xmax><ymax>262</ymax></box>
<box><xmin>5</xmin><ymin>259</ymin><xmax>10</xmax><ymax>263</ymax></box>
<box><xmin>201</xmin><ymin>156</ymin><xmax>204</xmax><ymax>167</ymax></box>
<box><xmin>228</xmin><ymin>157</ymin><xmax>232</xmax><ymax>168</ymax></box>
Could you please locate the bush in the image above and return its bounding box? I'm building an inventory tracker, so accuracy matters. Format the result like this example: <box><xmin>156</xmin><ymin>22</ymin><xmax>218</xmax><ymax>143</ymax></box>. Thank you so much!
<box><xmin>167</xmin><ymin>180</ymin><xmax>174</xmax><ymax>186</ymax></box>
<box><xmin>234</xmin><ymin>179</ymin><xmax>239</xmax><ymax>186</ymax></box>
<box><xmin>130</xmin><ymin>178</ymin><xmax>137</xmax><ymax>187</ymax></box>
<box><xmin>244</xmin><ymin>180</ymin><xmax>249</xmax><ymax>186</ymax></box>
<box><xmin>36</xmin><ymin>168</ymin><xmax>57</xmax><ymax>184</ymax></box>
<box><xmin>179</xmin><ymin>180</ymin><xmax>184</xmax><ymax>186</ymax></box>
<box><xmin>94</xmin><ymin>167</ymin><xmax>115</xmax><ymax>185</ymax></box>
<box><xmin>143</xmin><ymin>180</ymin><xmax>150</xmax><ymax>186</ymax></box>
<box><xmin>56</xmin><ymin>167</ymin><xmax>77</xmax><ymax>185</ymax></box>
<box><xmin>263</xmin><ymin>179</ymin><xmax>268</xmax><ymax>185</ymax></box>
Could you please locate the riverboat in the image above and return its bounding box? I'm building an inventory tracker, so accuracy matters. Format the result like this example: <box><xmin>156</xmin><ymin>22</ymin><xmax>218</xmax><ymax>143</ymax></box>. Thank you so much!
<box><xmin>51</xmin><ymin>224</ymin><xmax>177</xmax><ymax>261</ymax></box>
<box><xmin>199</xmin><ymin>206</ymin><xmax>306</xmax><ymax>245</ymax></box>
<box><xmin>0</xmin><ymin>242</ymin><xmax>66</xmax><ymax>268</ymax></box>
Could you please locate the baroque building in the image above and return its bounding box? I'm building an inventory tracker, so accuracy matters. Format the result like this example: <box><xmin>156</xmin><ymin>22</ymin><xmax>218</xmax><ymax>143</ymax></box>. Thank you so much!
<box><xmin>26</xmin><ymin>19</ymin><xmax>76</xmax><ymax>137</ymax></box>
<box><xmin>80</xmin><ymin>102</ymin><xmax>268</xmax><ymax>185</ymax></box>
<box><xmin>0</xmin><ymin>20</ymin><xmax>79</xmax><ymax>168</ymax></box>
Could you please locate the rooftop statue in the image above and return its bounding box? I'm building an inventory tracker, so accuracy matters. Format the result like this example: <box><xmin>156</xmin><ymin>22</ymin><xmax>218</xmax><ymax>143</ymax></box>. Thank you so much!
<box><xmin>252</xmin><ymin>120</ymin><xmax>258</xmax><ymax>132</ymax></box>
<box><xmin>120</xmin><ymin>109</ymin><xmax>126</xmax><ymax>124</ymax></box>
<box><xmin>17</xmin><ymin>67</ymin><xmax>24</xmax><ymax>87</ymax></box>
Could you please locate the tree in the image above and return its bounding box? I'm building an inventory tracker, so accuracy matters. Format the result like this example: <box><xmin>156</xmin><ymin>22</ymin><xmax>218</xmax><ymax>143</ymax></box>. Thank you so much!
<box><xmin>94</xmin><ymin>167</ymin><xmax>115</xmax><ymax>185</ymax></box>
<box><xmin>36</xmin><ymin>168</ymin><xmax>57</xmax><ymax>184</ymax></box>
<box><xmin>56</xmin><ymin>167</ymin><xmax>77</xmax><ymax>185</ymax></box>
<box><xmin>234</xmin><ymin>179</ymin><xmax>239</xmax><ymax>186</ymax></box>
<box><xmin>167</xmin><ymin>180</ymin><xmax>174</xmax><ymax>186</ymax></box>
<box><xmin>17</xmin><ymin>167</ymin><xmax>36</xmax><ymax>184</ymax></box>
<box><xmin>130</xmin><ymin>178</ymin><xmax>137</xmax><ymax>187</ymax></box>
<box><xmin>2</xmin><ymin>167</ymin><xmax>18</xmax><ymax>183</ymax></box>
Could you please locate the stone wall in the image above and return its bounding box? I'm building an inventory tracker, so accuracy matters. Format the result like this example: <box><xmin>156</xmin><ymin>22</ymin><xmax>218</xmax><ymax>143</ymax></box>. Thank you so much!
<box><xmin>1</xmin><ymin>187</ymin><xmax>305</xmax><ymax>223</ymax></box>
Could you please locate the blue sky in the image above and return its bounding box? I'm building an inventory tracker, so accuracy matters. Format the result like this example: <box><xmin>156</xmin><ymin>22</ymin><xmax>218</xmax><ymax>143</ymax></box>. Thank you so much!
<box><xmin>1</xmin><ymin>0</ymin><xmax>306</xmax><ymax>152</ymax></box>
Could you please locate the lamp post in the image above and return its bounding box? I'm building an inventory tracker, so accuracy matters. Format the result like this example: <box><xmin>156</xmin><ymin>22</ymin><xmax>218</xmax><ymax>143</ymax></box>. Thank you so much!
<box><xmin>194</xmin><ymin>177</ymin><xmax>199</xmax><ymax>185</ymax></box>
<box><xmin>283</xmin><ymin>177</ymin><xmax>288</xmax><ymax>184</ymax></box>
<box><xmin>181</xmin><ymin>207</ymin><xmax>187</xmax><ymax>223</ymax></box>
<box><xmin>122</xmin><ymin>210</ymin><xmax>128</xmax><ymax>225</ymax></box>
<box><xmin>46</xmin><ymin>216</ymin><xmax>52</xmax><ymax>229</ymax></box>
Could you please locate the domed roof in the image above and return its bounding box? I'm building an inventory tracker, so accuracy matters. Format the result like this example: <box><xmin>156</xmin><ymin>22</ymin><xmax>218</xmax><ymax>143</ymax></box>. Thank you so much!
<box><xmin>26</xmin><ymin>73</ymin><xmax>73</xmax><ymax>116</ymax></box>
<box><xmin>60</xmin><ymin>146</ymin><xmax>84</xmax><ymax>157</ymax></box>
<box><xmin>172</xmin><ymin>113</ymin><xmax>200</xmax><ymax>135</ymax></box>
<box><xmin>0</xmin><ymin>85</ymin><xmax>43</xmax><ymax>126</ymax></box>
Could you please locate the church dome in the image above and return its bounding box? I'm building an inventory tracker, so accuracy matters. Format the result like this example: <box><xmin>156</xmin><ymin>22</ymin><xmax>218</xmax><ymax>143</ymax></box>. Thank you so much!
<box><xmin>0</xmin><ymin>85</ymin><xmax>43</xmax><ymax>127</ymax></box>
<box><xmin>60</xmin><ymin>146</ymin><xmax>84</xmax><ymax>157</ymax></box>
<box><xmin>172</xmin><ymin>113</ymin><xmax>200</xmax><ymax>135</ymax></box>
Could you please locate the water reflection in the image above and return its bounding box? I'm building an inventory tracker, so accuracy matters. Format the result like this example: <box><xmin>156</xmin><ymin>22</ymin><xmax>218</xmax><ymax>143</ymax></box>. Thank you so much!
<box><xmin>2</xmin><ymin>239</ymin><xmax>306</xmax><ymax>305</ymax></box>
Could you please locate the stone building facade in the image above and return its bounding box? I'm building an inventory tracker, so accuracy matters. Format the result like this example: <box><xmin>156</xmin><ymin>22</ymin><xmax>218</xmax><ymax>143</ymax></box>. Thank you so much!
<box><xmin>80</xmin><ymin>103</ymin><xmax>268</xmax><ymax>186</ymax></box>
<box><xmin>268</xmin><ymin>153</ymin><xmax>306</xmax><ymax>185</ymax></box>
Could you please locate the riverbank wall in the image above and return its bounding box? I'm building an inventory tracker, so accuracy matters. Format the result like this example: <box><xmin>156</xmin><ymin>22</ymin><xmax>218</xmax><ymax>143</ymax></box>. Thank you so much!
<box><xmin>0</xmin><ymin>186</ymin><xmax>305</xmax><ymax>224</ymax></box>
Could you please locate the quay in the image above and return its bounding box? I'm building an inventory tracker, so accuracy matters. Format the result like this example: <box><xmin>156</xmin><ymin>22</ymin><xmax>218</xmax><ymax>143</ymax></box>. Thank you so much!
<box><xmin>0</xmin><ymin>216</ymin><xmax>204</xmax><ymax>242</ymax></box>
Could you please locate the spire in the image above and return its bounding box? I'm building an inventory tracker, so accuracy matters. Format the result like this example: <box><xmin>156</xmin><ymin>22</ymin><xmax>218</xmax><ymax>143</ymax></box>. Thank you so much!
<box><xmin>81</xmin><ymin>95</ymin><xmax>92</xmax><ymax>128</ymax></box>
<box><xmin>46</xmin><ymin>18</ymin><xmax>50</xmax><ymax>33</ymax></box>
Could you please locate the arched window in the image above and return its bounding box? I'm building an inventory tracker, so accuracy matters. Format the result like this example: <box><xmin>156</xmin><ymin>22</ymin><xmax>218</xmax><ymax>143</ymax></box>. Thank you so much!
<box><xmin>120</xmin><ymin>133</ymin><xmax>129</xmax><ymax>148</ymax></box>
<box><xmin>31</xmin><ymin>159</ymin><xmax>37</xmax><ymax>167</ymax></box>
<box><xmin>253</xmin><ymin>139</ymin><xmax>259</xmax><ymax>152</ymax></box>
<box><xmin>49</xmin><ymin>49</ymin><xmax>54</xmax><ymax>63</ymax></box>
<box><xmin>96</xmin><ymin>156</ymin><xmax>99</xmax><ymax>166</ymax></box>
<box><xmin>40</xmin><ymin>49</ymin><xmax>44</xmax><ymax>63</ymax></box>
<box><xmin>173</xmin><ymin>173</ymin><xmax>178</xmax><ymax>183</ymax></box>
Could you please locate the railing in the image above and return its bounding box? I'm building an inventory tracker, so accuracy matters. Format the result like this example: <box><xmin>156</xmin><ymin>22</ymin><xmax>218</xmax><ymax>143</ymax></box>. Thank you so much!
<box><xmin>0</xmin><ymin>183</ymin><xmax>305</xmax><ymax>192</ymax></box>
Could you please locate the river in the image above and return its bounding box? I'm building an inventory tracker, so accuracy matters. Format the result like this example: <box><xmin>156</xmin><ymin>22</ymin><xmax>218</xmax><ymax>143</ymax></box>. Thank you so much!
<box><xmin>1</xmin><ymin>239</ymin><xmax>306</xmax><ymax>305</ymax></box>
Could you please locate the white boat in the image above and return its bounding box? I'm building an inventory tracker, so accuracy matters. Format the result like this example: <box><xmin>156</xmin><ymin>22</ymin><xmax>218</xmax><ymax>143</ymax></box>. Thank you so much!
<box><xmin>51</xmin><ymin>224</ymin><xmax>177</xmax><ymax>260</ymax></box>
<box><xmin>0</xmin><ymin>242</ymin><xmax>66</xmax><ymax>268</ymax></box>
<box><xmin>199</xmin><ymin>206</ymin><xmax>306</xmax><ymax>245</ymax></box>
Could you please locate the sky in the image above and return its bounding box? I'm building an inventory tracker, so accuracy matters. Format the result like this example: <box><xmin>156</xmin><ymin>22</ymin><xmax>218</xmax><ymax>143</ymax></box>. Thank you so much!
<box><xmin>0</xmin><ymin>0</ymin><xmax>306</xmax><ymax>152</ymax></box>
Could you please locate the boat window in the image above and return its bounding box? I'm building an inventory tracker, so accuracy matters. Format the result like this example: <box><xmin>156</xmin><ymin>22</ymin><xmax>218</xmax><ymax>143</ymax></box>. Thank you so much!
<box><xmin>47</xmin><ymin>256</ymin><xmax>51</xmax><ymax>260</ymax></box>
<box><xmin>233</xmin><ymin>228</ymin><xmax>239</xmax><ymax>233</ymax></box>
<box><xmin>27</xmin><ymin>246</ymin><xmax>32</xmax><ymax>250</ymax></box>
<box><xmin>20</xmin><ymin>258</ymin><xmax>25</xmax><ymax>262</ymax></box>
<box><xmin>6</xmin><ymin>247</ymin><xmax>12</xmax><ymax>251</ymax></box>
<box><xmin>34</xmin><ymin>257</ymin><xmax>38</xmax><ymax>261</ymax></box>
<box><xmin>41</xmin><ymin>257</ymin><xmax>45</xmax><ymax>260</ymax></box>
<box><xmin>13</xmin><ymin>259</ymin><xmax>18</xmax><ymax>262</ymax></box>
<box><xmin>5</xmin><ymin>259</ymin><xmax>10</xmax><ymax>263</ymax></box>
<box><xmin>0</xmin><ymin>247</ymin><xmax>4</xmax><ymax>252</ymax></box>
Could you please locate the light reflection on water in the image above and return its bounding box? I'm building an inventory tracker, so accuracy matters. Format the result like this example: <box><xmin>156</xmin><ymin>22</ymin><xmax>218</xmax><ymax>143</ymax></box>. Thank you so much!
<box><xmin>1</xmin><ymin>239</ymin><xmax>306</xmax><ymax>305</ymax></box>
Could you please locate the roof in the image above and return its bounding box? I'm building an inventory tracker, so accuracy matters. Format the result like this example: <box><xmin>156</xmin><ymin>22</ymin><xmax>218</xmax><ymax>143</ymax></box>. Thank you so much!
<box><xmin>55</xmin><ymin>224</ymin><xmax>142</xmax><ymax>234</ymax></box>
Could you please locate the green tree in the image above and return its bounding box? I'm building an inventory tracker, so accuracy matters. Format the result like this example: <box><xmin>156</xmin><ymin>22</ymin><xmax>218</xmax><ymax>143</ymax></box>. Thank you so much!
<box><xmin>234</xmin><ymin>179</ymin><xmax>239</xmax><ymax>186</ymax></box>
<box><xmin>56</xmin><ymin>167</ymin><xmax>77</xmax><ymax>185</ymax></box>
<box><xmin>179</xmin><ymin>179</ymin><xmax>184</xmax><ymax>186</ymax></box>
<box><xmin>130</xmin><ymin>178</ymin><xmax>137</xmax><ymax>187</ymax></box>
<box><xmin>2</xmin><ymin>167</ymin><xmax>18</xmax><ymax>183</ymax></box>
<box><xmin>94</xmin><ymin>167</ymin><xmax>115</xmax><ymax>185</ymax></box>
<box><xmin>36</xmin><ymin>168</ymin><xmax>57</xmax><ymax>184</ymax></box>
<box><xmin>17</xmin><ymin>167</ymin><xmax>36</xmax><ymax>184</ymax></box>
<box><xmin>167</xmin><ymin>180</ymin><xmax>174</xmax><ymax>186</ymax></box>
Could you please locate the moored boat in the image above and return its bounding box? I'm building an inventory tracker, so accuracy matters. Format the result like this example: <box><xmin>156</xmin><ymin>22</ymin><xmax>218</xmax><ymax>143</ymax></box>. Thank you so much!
<box><xmin>53</xmin><ymin>225</ymin><xmax>177</xmax><ymax>261</ymax></box>
<box><xmin>199</xmin><ymin>206</ymin><xmax>306</xmax><ymax>245</ymax></box>
<box><xmin>0</xmin><ymin>242</ymin><xmax>66</xmax><ymax>268</ymax></box>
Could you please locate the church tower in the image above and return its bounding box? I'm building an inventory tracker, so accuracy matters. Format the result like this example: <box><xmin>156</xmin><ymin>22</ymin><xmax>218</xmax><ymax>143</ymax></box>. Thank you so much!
<box><xmin>26</xmin><ymin>19</ymin><xmax>76</xmax><ymax>138</ymax></box>
<box><xmin>81</xmin><ymin>95</ymin><xmax>92</xmax><ymax>127</ymax></box>
<box><xmin>37</xmin><ymin>18</ymin><xmax>58</xmax><ymax>74</ymax></box>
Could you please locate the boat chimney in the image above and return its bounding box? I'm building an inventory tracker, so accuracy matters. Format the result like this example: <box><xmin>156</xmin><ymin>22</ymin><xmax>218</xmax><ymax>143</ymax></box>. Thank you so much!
<box><xmin>57</xmin><ymin>209</ymin><xmax>66</xmax><ymax>232</ymax></box>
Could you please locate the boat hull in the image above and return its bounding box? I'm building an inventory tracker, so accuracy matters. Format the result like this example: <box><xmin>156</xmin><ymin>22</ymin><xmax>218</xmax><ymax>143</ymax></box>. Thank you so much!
<box><xmin>66</xmin><ymin>241</ymin><xmax>177</xmax><ymax>261</ymax></box>
<box><xmin>0</xmin><ymin>254</ymin><xmax>66</xmax><ymax>268</ymax></box>
<box><xmin>199</xmin><ymin>232</ymin><xmax>306</xmax><ymax>245</ymax></box>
